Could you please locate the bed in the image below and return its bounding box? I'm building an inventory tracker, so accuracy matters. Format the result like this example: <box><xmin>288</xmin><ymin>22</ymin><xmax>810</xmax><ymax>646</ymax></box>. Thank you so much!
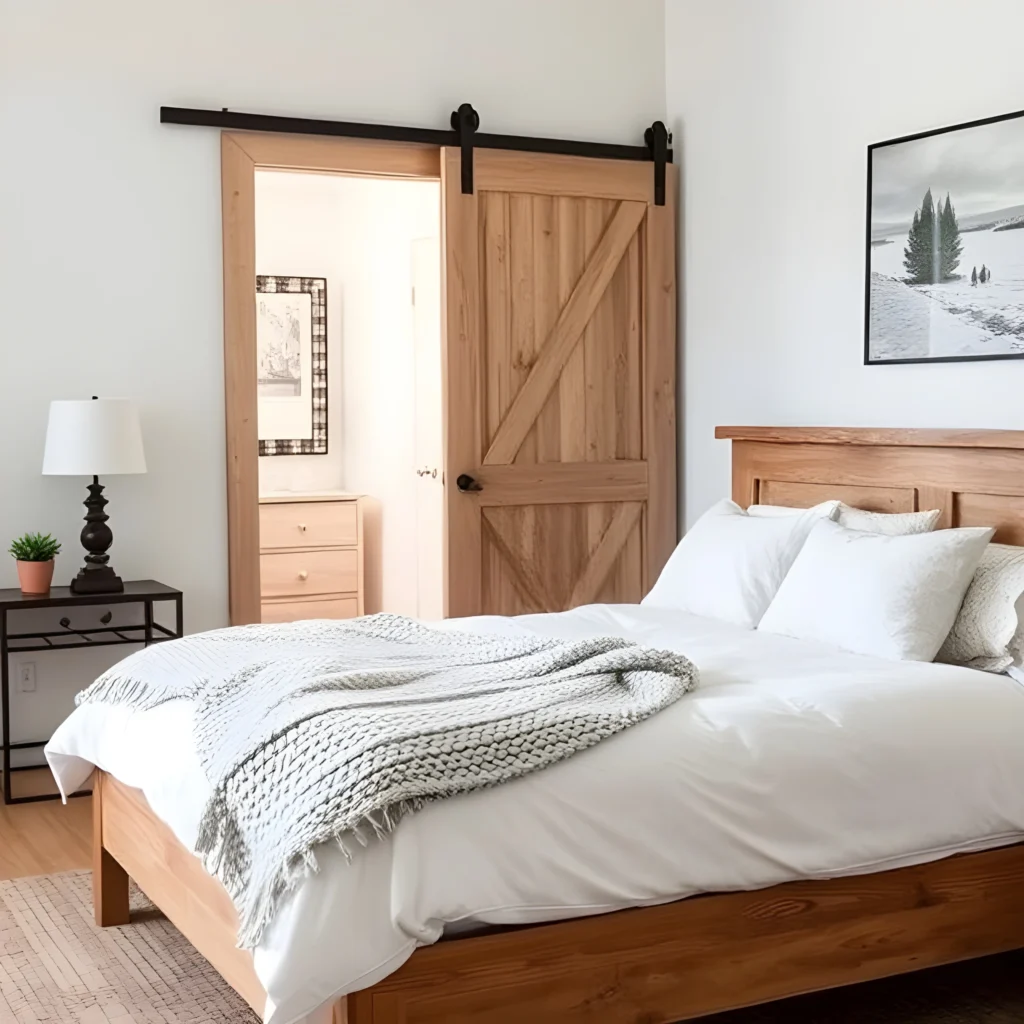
<box><xmin>47</xmin><ymin>427</ymin><xmax>1024</xmax><ymax>1024</ymax></box>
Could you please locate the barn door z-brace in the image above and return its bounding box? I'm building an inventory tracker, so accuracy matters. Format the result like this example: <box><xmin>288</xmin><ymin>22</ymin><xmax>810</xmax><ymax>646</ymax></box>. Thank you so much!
<box><xmin>160</xmin><ymin>102</ymin><xmax>673</xmax><ymax>204</ymax></box>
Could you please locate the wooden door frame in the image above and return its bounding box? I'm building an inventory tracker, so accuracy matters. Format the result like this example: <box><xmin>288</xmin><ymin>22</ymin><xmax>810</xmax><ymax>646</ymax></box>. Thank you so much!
<box><xmin>221</xmin><ymin>133</ymin><xmax>441</xmax><ymax>625</ymax></box>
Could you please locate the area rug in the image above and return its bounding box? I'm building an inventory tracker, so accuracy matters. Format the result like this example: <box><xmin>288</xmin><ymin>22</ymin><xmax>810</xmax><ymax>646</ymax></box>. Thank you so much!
<box><xmin>0</xmin><ymin>871</ymin><xmax>259</xmax><ymax>1022</ymax></box>
<box><xmin>1</xmin><ymin>870</ymin><xmax>1022</xmax><ymax>1023</ymax></box>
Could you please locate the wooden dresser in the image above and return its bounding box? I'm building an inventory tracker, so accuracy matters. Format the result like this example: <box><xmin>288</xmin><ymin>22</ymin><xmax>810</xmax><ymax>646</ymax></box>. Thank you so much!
<box><xmin>258</xmin><ymin>493</ymin><xmax>365</xmax><ymax>623</ymax></box>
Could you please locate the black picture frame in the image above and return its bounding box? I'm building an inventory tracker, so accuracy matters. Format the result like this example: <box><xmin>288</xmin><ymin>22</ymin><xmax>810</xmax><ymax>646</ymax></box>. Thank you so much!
<box><xmin>256</xmin><ymin>275</ymin><xmax>328</xmax><ymax>455</ymax></box>
<box><xmin>864</xmin><ymin>106</ymin><xmax>1024</xmax><ymax>366</ymax></box>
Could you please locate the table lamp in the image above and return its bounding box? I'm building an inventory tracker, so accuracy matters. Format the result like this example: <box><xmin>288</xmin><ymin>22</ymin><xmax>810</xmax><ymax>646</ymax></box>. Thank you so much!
<box><xmin>42</xmin><ymin>397</ymin><xmax>147</xmax><ymax>594</ymax></box>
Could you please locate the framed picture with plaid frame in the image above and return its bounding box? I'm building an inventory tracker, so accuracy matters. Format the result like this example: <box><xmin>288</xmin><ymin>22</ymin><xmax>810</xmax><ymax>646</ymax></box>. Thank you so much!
<box><xmin>256</xmin><ymin>275</ymin><xmax>327</xmax><ymax>455</ymax></box>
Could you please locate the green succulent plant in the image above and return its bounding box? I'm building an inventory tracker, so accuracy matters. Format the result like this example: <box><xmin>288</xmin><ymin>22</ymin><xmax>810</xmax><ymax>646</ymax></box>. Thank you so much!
<box><xmin>9</xmin><ymin>532</ymin><xmax>62</xmax><ymax>562</ymax></box>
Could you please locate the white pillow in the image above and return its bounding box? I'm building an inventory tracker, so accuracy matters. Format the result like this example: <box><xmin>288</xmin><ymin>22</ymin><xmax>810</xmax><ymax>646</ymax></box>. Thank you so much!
<box><xmin>749</xmin><ymin>502</ymin><xmax>940</xmax><ymax>535</ymax></box>
<box><xmin>835</xmin><ymin>503</ymin><xmax>941</xmax><ymax>535</ymax></box>
<box><xmin>758</xmin><ymin>520</ymin><xmax>994</xmax><ymax>661</ymax></box>
<box><xmin>937</xmin><ymin>544</ymin><xmax>1024</xmax><ymax>672</ymax></box>
<box><xmin>1005</xmin><ymin>615</ymin><xmax>1024</xmax><ymax>685</ymax></box>
<box><xmin>642</xmin><ymin>499</ymin><xmax>837</xmax><ymax>628</ymax></box>
<box><xmin>747</xmin><ymin>502</ymin><xmax>840</xmax><ymax>518</ymax></box>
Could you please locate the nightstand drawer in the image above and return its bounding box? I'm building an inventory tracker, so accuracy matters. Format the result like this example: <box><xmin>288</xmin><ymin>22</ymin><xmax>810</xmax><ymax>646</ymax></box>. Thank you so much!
<box><xmin>260</xmin><ymin>549</ymin><xmax>358</xmax><ymax>598</ymax></box>
<box><xmin>261</xmin><ymin>595</ymin><xmax>359</xmax><ymax>623</ymax></box>
<box><xmin>260</xmin><ymin>501</ymin><xmax>358</xmax><ymax>550</ymax></box>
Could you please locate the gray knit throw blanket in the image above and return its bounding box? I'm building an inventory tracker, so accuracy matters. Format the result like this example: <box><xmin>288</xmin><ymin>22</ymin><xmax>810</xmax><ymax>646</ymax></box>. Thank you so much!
<box><xmin>76</xmin><ymin>614</ymin><xmax>697</xmax><ymax>948</ymax></box>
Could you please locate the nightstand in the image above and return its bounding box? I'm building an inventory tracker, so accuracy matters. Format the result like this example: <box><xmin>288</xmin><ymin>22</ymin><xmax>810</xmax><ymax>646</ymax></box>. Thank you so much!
<box><xmin>0</xmin><ymin>579</ymin><xmax>182</xmax><ymax>804</ymax></box>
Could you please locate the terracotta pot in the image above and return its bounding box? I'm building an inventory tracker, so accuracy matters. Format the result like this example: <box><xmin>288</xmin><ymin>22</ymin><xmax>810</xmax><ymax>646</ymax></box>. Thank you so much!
<box><xmin>16</xmin><ymin>559</ymin><xmax>55</xmax><ymax>596</ymax></box>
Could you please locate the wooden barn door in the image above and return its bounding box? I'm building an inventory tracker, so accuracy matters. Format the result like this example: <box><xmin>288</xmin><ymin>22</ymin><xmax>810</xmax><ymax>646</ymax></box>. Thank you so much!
<box><xmin>442</xmin><ymin>149</ymin><xmax>676</xmax><ymax>618</ymax></box>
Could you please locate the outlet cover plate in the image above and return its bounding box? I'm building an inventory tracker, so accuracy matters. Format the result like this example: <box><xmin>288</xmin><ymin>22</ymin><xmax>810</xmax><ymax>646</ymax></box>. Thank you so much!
<box><xmin>18</xmin><ymin>663</ymin><xmax>36</xmax><ymax>693</ymax></box>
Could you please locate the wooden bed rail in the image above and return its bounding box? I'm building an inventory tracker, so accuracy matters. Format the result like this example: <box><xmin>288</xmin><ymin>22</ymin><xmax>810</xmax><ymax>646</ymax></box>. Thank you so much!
<box><xmin>94</xmin><ymin>767</ymin><xmax>1024</xmax><ymax>1024</ymax></box>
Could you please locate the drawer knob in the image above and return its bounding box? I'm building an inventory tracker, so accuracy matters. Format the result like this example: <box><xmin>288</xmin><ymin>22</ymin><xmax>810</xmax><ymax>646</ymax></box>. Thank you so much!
<box><xmin>298</xmin><ymin>523</ymin><xmax>307</xmax><ymax>532</ymax></box>
<box><xmin>297</xmin><ymin>570</ymin><xmax>309</xmax><ymax>581</ymax></box>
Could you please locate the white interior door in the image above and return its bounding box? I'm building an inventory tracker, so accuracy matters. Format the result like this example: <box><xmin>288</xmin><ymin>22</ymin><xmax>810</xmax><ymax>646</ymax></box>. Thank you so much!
<box><xmin>412</xmin><ymin>236</ymin><xmax>444</xmax><ymax>619</ymax></box>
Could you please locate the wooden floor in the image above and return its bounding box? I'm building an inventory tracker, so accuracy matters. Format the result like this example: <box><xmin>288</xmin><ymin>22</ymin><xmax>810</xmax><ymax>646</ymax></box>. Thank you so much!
<box><xmin>0</xmin><ymin>768</ymin><xmax>92</xmax><ymax>881</ymax></box>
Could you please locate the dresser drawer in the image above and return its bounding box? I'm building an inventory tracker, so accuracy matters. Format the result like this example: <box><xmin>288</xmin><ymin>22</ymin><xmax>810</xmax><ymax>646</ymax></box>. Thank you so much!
<box><xmin>260</xmin><ymin>501</ymin><xmax>358</xmax><ymax>550</ymax></box>
<box><xmin>260</xmin><ymin>549</ymin><xmax>358</xmax><ymax>598</ymax></box>
<box><xmin>261</xmin><ymin>595</ymin><xmax>359</xmax><ymax>623</ymax></box>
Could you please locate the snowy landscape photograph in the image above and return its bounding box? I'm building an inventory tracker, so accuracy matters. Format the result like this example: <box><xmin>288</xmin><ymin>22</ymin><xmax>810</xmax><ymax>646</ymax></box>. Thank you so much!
<box><xmin>866</xmin><ymin>109</ymin><xmax>1024</xmax><ymax>364</ymax></box>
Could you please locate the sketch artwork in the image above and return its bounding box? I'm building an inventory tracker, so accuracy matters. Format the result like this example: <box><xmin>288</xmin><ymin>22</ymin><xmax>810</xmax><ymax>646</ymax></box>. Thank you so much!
<box><xmin>866</xmin><ymin>110</ymin><xmax>1024</xmax><ymax>364</ymax></box>
<box><xmin>255</xmin><ymin>276</ymin><xmax>327</xmax><ymax>455</ymax></box>
<box><xmin>257</xmin><ymin>293</ymin><xmax>307</xmax><ymax>398</ymax></box>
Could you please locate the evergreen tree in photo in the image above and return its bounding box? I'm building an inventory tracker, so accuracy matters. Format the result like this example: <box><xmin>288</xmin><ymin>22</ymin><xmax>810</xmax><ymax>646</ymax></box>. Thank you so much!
<box><xmin>981</xmin><ymin>263</ymin><xmax>988</xmax><ymax>283</ymax></box>
<box><xmin>904</xmin><ymin>209</ymin><xmax>922</xmax><ymax>277</ymax></box>
<box><xmin>939</xmin><ymin>194</ymin><xmax>964</xmax><ymax>280</ymax></box>
<box><xmin>972</xmin><ymin>266</ymin><xmax>978</xmax><ymax>286</ymax></box>
<box><xmin>903</xmin><ymin>188</ymin><xmax>936</xmax><ymax>283</ymax></box>
<box><xmin>903</xmin><ymin>188</ymin><xmax>963</xmax><ymax>284</ymax></box>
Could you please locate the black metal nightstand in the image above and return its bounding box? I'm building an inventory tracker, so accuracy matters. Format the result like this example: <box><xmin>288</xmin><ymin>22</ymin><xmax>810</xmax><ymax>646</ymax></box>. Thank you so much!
<box><xmin>0</xmin><ymin>579</ymin><xmax>182</xmax><ymax>804</ymax></box>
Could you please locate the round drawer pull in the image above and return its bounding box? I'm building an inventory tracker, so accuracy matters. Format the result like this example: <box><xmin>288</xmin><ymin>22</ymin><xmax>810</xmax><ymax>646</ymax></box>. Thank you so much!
<box><xmin>297</xmin><ymin>570</ymin><xmax>309</xmax><ymax>581</ymax></box>
<box><xmin>298</xmin><ymin>523</ymin><xmax>307</xmax><ymax>532</ymax></box>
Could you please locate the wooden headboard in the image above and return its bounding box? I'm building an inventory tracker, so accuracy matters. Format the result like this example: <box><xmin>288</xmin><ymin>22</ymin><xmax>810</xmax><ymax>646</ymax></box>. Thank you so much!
<box><xmin>715</xmin><ymin>427</ymin><xmax>1024</xmax><ymax>546</ymax></box>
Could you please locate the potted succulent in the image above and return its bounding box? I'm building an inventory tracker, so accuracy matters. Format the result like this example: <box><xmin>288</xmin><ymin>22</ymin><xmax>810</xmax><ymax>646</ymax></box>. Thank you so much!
<box><xmin>9</xmin><ymin>532</ymin><xmax>62</xmax><ymax>596</ymax></box>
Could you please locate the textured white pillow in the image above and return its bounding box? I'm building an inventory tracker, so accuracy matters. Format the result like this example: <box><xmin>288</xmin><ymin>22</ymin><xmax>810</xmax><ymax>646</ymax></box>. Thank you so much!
<box><xmin>1006</xmin><ymin>615</ymin><xmax>1024</xmax><ymax>685</ymax></box>
<box><xmin>835</xmin><ymin>503</ymin><xmax>941</xmax><ymax>535</ymax></box>
<box><xmin>758</xmin><ymin>520</ymin><xmax>994</xmax><ymax>661</ymax></box>
<box><xmin>937</xmin><ymin>544</ymin><xmax>1024</xmax><ymax>672</ymax></box>
<box><xmin>748</xmin><ymin>501</ymin><xmax>938</xmax><ymax>536</ymax></box>
<box><xmin>642</xmin><ymin>499</ymin><xmax>836</xmax><ymax>628</ymax></box>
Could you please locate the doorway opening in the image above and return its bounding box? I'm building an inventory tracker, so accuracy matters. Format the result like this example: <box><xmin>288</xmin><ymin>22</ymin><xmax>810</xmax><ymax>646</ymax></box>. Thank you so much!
<box><xmin>254</xmin><ymin>169</ymin><xmax>442</xmax><ymax>622</ymax></box>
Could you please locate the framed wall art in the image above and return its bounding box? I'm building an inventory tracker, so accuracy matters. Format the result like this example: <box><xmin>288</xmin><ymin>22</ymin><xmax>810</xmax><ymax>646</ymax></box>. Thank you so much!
<box><xmin>256</xmin><ymin>275</ymin><xmax>327</xmax><ymax>454</ymax></box>
<box><xmin>865</xmin><ymin>107</ymin><xmax>1024</xmax><ymax>365</ymax></box>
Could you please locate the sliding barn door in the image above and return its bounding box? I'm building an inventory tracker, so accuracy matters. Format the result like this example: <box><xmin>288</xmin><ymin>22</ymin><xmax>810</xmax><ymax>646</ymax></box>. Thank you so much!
<box><xmin>442</xmin><ymin>149</ymin><xmax>676</xmax><ymax>618</ymax></box>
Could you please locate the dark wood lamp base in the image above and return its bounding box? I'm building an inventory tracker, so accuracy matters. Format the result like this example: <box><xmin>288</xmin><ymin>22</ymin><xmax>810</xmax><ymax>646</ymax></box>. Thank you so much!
<box><xmin>70</xmin><ymin>566</ymin><xmax>124</xmax><ymax>595</ymax></box>
<box><xmin>72</xmin><ymin>475</ymin><xmax>125</xmax><ymax>594</ymax></box>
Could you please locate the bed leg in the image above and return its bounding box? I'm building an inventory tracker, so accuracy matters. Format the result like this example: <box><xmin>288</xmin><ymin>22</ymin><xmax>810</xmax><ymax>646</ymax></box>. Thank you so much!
<box><xmin>92</xmin><ymin>770</ymin><xmax>130</xmax><ymax>927</ymax></box>
<box><xmin>334</xmin><ymin>992</ymin><xmax>377</xmax><ymax>1024</ymax></box>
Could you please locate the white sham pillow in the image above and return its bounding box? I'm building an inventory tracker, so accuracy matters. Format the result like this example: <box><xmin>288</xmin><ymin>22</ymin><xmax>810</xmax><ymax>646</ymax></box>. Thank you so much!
<box><xmin>747</xmin><ymin>502</ymin><xmax>840</xmax><ymax>518</ymax></box>
<box><xmin>750</xmin><ymin>502</ymin><xmax>940</xmax><ymax>535</ymax></box>
<box><xmin>642</xmin><ymin>499</ymin><xmax>837</xmax><ymax>628</ymax></box>
<box><xmin>937</xmin><ymin>544</ymin><xmax>1024</xmax><ymax>672</ymax></box>
<box><xmin>757</xmin><ymin>520</ymin><xmax>994</xmax><ymax>661</ymax></box>
<box><xmin>835</xmin><ymin>503</ymin><xmax>941</xmax><ymax>535</ymax></box>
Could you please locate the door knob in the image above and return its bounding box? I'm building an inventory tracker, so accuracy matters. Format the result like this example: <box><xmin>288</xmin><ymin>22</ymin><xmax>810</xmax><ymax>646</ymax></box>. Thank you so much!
<box><xmin>456</xmin><ymin>473</ymin><xmax>482</xmax><ymax>493</ymax></box>
<box><xmin>297</xmin><ymin>570</ymin><xmax>309</xmax><ymax>581</ymax></box>
<box><xmin>298</xmin><ymin>523</ymin><xmax>307</xmax><ymax>532</ymax></box>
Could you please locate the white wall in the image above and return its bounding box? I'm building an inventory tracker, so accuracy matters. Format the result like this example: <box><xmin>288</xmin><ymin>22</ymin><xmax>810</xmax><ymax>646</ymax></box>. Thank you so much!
<box><xmin>666</xmin><ymin>0</ymin><xmax>1024</xmax><ymax>526</ymax></box>
<box><xmin>0</xmin><ymin>0</ymin><xmax>665</xmax><ymax>741</ymax></box>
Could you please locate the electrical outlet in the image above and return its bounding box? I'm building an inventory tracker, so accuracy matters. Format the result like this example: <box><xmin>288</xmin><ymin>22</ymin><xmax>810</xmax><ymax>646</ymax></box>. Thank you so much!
<box><xmin>18</xmin><ymin>663</ymin><xmax>36</xmax><ymax>693</ymax></box>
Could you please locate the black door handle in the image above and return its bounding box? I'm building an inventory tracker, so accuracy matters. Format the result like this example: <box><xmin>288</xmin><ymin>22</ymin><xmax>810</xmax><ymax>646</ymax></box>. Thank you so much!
<box><xmin>456</xmin><ymin>473</ymin><xmax>482</xmax><ymax>493</ymax></box>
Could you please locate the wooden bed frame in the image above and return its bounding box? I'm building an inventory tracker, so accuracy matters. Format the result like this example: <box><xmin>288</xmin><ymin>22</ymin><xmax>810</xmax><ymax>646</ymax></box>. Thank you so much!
<box><xmin>93</xmin><ymin>427</ymin><xmax>1024</xmax><ymax>1023</ymax></box>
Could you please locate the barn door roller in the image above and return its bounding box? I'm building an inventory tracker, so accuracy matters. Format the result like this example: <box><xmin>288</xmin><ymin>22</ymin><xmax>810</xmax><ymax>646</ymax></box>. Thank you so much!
<box><xmin>451</xmin><ymin>103</ymin><xmax>480</xmax><ymax>195</ymax></box>
<box><xmin>645</xmin><ymin>121</ymin><xmax>670</xmax><ymax>207</ymax></box>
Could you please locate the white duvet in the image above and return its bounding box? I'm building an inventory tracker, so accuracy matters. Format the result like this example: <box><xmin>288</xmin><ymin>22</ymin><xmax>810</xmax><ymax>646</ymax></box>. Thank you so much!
<box><xmin>46</xmin><ymin>605</ymin><xmax>1024</xmax><ymax>1024</ymax></box>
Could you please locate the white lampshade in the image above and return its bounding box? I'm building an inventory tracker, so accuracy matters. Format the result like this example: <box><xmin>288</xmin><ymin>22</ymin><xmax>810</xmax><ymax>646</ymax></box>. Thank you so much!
<box><xmin>42</xmin><ymin>398</ymin><xmax>147</xmax><ymax>476</ymax></box>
